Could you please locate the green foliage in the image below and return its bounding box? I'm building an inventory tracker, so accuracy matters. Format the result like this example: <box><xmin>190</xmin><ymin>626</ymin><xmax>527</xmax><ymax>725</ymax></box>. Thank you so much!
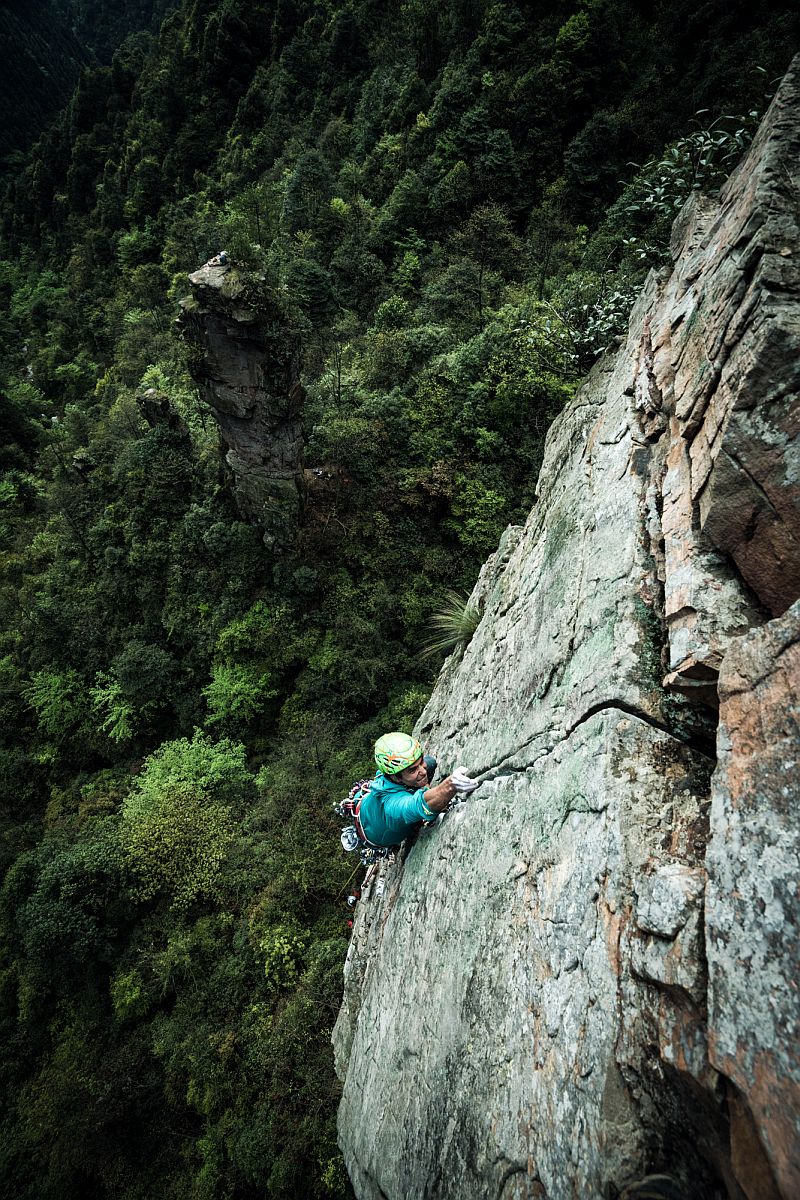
<box><xmin>10</xmin><ymin>823</ymin><xmax>129</xmax><ymax>981</ymax></box>
<box><xmin>110</xmin><ymin>966</ymin><xmax>150</xmax><ymax>1021</ymax></box>
<box><xmin>419</xmin><ymin>590</ymin><xmax>482</xmax><ymax>660</ymax></box>
<box><xmin>625</xmin><ymin>108</ymin><xmax>763</xmax><ymax>219</ymax></box>
<box><xmin>283</xmin><ymin>149</ymin><xmax>336</xmax><ymax>233</ymax></box>
<box><xmin>24</xmin><ymin>668</ymin><xmax>88</xmax><ymax>741</ymax></box>
<box><xmin>123</xmin><ymin>730</ymin><xmax>255</xmax><ymax>822</ymax></box>
<box><xmin>90</xmin><ymin>670</ymin><xmax>137</xmax><ymax>743</ymax></box>
<box><xmin>260</xmin><ymin>921</ymin><xmax>309</xmax><ymax>994</ymax></box>
<box><xmin>123</xmin><ymin>781</ymin><xmax>236</xmax><ymax>910</ymax></box>
<box><xmin>203</xmin><ymin>601</ymin><xmax>305</xmax><ymax>730</ymax></box>
<box><xmin>449</xmin><ymin>474</ymin><xmax>510</xmax><ymax>554</ymax></box>
<box><xmin>120</xmin><ymin>732</ymin><xmax>254</xmax><ymax>910</ymax></box>
<box><xmin>530</xmin><ymin>274</ymin><xmax>643</xmax><ymax>375</ymax></box>
<box><xmin>203</xmin><ymin>662</ymin><xmax>278</xmax><ymax>726</ymax></box>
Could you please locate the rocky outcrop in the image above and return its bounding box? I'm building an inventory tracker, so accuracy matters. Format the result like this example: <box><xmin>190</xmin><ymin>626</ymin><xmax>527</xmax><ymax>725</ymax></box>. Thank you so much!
<box><xmin>333</xmin><ymin>61</ymin><xmax>800</xmax><ymax>1200</ymax></box>
<box><xmin>178</xmin><ymin>256</ymin><xmax>304</xmax><ymax>550</ymax></box>
<box><xmin>137</xmin><ymin>386</ymin><xmax>189</xmax><ymax>434</ymax></box>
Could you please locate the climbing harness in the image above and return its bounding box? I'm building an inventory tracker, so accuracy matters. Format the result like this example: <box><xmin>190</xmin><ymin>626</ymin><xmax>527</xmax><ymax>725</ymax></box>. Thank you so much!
<box><xmin>335</xmin><ymin>779</ymin><xmax>394</xmax><ymax>866</ymax></box>
<box><xmin>336</xmin><ymin>785</ymin><xmax>392</xmax><ymax>916</ymax></box>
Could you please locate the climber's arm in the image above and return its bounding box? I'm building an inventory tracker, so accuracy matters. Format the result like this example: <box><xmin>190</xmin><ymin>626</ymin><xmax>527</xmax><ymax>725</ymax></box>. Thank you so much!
<box><xmin>422</xmin><ymin>777</ymin><xmax>458</xmax><ymax>813</ymax></box>
<box><xmin>382</xmin><ymin>778</ymin><xmax>457</xmax><ymax>823</ymax></box>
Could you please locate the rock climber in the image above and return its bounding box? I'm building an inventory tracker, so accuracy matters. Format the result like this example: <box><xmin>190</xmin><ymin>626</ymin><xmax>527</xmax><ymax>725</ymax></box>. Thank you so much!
<box><xmin>358</xmin><ymin>731</ymin><xmax>479</xmax><ymax>849</ymax></box>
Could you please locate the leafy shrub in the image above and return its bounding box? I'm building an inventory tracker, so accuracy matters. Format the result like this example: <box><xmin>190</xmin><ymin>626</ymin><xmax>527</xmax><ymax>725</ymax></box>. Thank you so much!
<box><xmin>544</xmin><ymin>274</ymin><xmax>642</xmax><ymax>370</ymax></box>
<box><xmin>625</xmin><ymin>109</ymin><xmax>762</xmax><ymax>219</ymax></box>
<box><xmin>123</xmin><ymin>731</ymin><xmax>255</xmax><ymax>821</ymax></box>
<box><xmin>214</xmin><ymin>601</ymin><xmax>297</xmax><ymax>665</ymax></box>
<box><xmin>24</xmin><ymin>668</ymin><xmax>88</xmax><ymax>740</ymax></box>
<box><xmin>260</xmin><ymin>922</ymin><xmax>309</xmax><ymax>994</ymax></box>
<box><xmin>544</xmin><ymin>105</ymin><xmax>766</xmax><ymax>372</ymax></box>
<box><xmin>13</xmin><ymin>828</ymin><xmax>128</xmax><ymax>975</ymax></box>
<box><xmin>110</xmin><ymin>966</ymin><xmax>151</xmax><ymax>1020</ymax></box>
<box><xmin>90</xmin><ymin>670</ymin><xmax>137</xmax><ymax>743</ymax></box>
<box><xmin>112</xmin><ymin>639</ymin><xmax>177</xmax><ymax>709</ymax></box>
<box><xmin>123</xmin><ymin>781</ymin><xmax>236</xmax><ymax>910</ymax></box>
<box><xmin>203</xmin><ymin>663</ymin><xmax>278</xmax><ymax>727</ymax></box>
<box><xmin>121</xmin><ymin>732</ymin><xmax>255</xmax><ymax>909</ymax></box>
<box><xmin>448</xmin><ymin>475</ymin><xmax>509</xmax><ymax>554</ymax></box>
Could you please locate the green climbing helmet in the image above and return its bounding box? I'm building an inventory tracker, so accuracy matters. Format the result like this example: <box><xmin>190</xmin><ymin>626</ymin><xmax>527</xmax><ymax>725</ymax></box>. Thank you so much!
<box><xmin>374</xmin><ymin>732</ymin><xmax>423</xmax><ymax>776</ymax></box>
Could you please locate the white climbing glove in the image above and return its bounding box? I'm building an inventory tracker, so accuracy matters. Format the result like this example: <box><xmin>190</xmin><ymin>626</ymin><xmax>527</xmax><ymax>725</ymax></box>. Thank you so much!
<box><xmin>451</xmin><ymin>766</ymin><xmax>480</xmax><ymax>795</ymax></box>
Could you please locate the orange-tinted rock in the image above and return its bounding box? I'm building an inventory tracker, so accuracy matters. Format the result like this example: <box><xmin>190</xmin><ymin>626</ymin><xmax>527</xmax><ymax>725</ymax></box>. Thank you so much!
<box><xmin>706</xmin><ymin>600</ymin><xmax>800</xmax><ymax>1199</ymax></box>
<box><xmin>650</xmin><ymin>64</ymin><xmax>800</xmax><ymax>618</ymax></box>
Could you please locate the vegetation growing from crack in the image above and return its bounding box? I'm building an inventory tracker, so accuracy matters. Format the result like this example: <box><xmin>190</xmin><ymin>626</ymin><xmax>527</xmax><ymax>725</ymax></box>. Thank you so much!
<box><xmin>419</xmin><ymin>590</ymin><xmax>483</xmax><ymax>660</ymax></box>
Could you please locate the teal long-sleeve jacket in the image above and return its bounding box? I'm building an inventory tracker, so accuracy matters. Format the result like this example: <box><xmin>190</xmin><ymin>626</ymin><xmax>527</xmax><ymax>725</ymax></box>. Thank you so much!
<box><xmin>359</xmin><ymin>771</ymin><xmax>436</xmax><ymax>847</ymax></box>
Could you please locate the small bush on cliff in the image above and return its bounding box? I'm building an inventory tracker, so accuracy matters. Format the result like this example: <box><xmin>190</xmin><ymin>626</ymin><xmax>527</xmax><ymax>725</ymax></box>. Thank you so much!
<box><xmin>625</xmin><ymin>106</ymin><xmax>764</xmax><ymax>222</ymax></box>
<box><xmin>541</xmin><ymin>100</ymin><xmax>769</xmax><ymax>372</ymax></box>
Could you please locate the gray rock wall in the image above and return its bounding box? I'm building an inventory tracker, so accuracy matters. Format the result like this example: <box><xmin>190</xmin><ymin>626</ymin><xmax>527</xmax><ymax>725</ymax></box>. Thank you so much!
<box><xmin>333</xmin><ymin>60</ymin><xmax>800</xmax><ymax>1200</ymax></box>
<box><xmin>178</xmin><ymin>257</ymin><xmax>304</xmax><ymax>550</ymax></box>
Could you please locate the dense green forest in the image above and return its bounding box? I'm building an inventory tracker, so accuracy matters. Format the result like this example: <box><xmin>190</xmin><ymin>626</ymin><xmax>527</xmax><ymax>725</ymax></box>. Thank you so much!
<box><xmin>0</xmin><ymin>0</ymin><xmax>174</xmax><ymax>167</ymax></box>
<box><xmin>1</xmin><ymin>2</ymin><xmax>798</xmax><ymax>1197</ymax></box>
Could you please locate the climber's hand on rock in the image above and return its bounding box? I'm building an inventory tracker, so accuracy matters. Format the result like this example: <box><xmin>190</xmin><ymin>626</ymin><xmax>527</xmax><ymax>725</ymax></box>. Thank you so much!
<box><xmin>424</xmin><ymin>769</ymin><xmax>478</xmax><ymax>813</ymax></box>
<box><xmin>451</xmin><ymin>767</ymin><xmax>479</xmax><ymax>794</ymax></box>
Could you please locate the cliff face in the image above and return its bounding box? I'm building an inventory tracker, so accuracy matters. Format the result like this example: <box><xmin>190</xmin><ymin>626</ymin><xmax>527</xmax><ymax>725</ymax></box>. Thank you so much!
<box><xmin>178</xmin><ymin>258</ymin><xmax>305</xmax><ymax>550</ymax></box>
<box><xmin>333</xmin><ymin>60</ymin><xmax>800</xmax><ymax>1200</ymax></box>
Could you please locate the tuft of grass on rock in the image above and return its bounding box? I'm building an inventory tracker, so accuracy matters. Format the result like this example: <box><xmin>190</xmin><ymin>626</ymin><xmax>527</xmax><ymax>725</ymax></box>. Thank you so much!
<box><xmin>419</xmin><ymin>591</ymin><xmax>483</xmax><ymax>661</ymax></box>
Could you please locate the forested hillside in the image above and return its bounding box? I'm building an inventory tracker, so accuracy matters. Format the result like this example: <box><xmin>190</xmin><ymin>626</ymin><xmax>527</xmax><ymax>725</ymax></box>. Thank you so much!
<box><xmin>0</xmin><ymin>0</ymin><xmax>174</xmax><ymax>167</ymax></box>
<box><xmin>1</xmin><ymin>2</ymin><xmax>798</xmax><ymax>1198</ymax></box>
